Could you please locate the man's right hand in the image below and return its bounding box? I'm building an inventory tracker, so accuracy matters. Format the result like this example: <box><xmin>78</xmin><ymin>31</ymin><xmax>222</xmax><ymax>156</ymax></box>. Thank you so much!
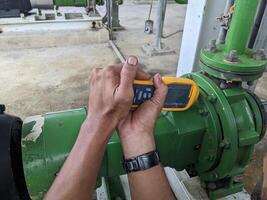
<box><xmin>117</xmin><ymin>64</ymin><xmax>175</xmax><ymax>200</ymax></box>
<box><xmin>118</xmin><ymin>73</ymin><xmax>168</xmax><ymax>158</ymax></box>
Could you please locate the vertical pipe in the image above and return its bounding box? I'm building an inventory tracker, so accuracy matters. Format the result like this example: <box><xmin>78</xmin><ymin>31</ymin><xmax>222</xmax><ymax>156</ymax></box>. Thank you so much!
<box><xmin>111</xmin><ymin>1</ymin><xmax>120</xmax><ymax>28</ymax></box>
<box><xmin>248</xmin><ymin>0</ymin><xmax>267</xmax><ymax>48</ymax></box>
<box><xmin>155</xmin><ymin>0</ymin><xmax>167</xmax><ymax>50</ymax></box>
<box><xmin>225</xmin><ymin>0</ymin><xmax>259</xmax><ymax>54</ymax></box>
<box><xmin>217</xmin><ymin>0</ymin><xmax>234</xmax><ymax>44</ymax></box>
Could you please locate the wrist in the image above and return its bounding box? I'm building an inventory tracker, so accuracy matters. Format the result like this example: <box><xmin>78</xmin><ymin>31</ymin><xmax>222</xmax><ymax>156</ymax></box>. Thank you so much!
<box><xmin>120</xmin><ymin>133</ymin><xmax>156</xmax><ymax>159</ymax></box>
<box><xmin>81</xmin><ymin>115</ymin><xmax>116</xmax><ymax>141</ymax></box>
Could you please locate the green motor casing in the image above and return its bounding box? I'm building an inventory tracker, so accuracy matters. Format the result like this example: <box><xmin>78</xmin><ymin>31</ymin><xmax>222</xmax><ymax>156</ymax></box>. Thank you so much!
<box><xmin>53</xmin><ymin>0</ymin><xmax>105</xmax><ymax>6</ymax></box>
<box><xmin>21</xmin><ymin>72</ymin><xmax>265</xmax><ymax>200</ymax></box>
<box><xmin>54</xmin><ymin>0</ymin><xmax>87</xmax><ymax>6</ymax></box>
<box><xmin>175</xmin><ymin>0</ymin><xmax>188</xmax><ymax>4</ymax></box>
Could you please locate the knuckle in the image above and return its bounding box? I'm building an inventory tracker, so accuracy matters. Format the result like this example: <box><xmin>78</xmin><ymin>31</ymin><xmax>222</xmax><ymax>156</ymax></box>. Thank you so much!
<box><xmin>92</xmin><ymin>68</ymin><xmax>100</xmax><ymax>75</ymax></box>
<box><xmin>104</xmin><ymin>67</ymin><xmax>116</xmax><ymax>78</ymax></box>
<box><xmin>151</xmin><ymin>97</ymin><xmax>161</xmax><ymax>106</ymax></box>
<box><xmin>116</xmin><ymin>92</ymin><xmax>133</xmax><ymax>104</ymax></box>
<box><xmin>117</xmin><ymin>94</ymin><xmax>126</xmax><ymax>102</ymax></box>
<box><xmin>163</xmin><ymin>84</ymin><xmax>168</xmax><ymax>94</ymax></box>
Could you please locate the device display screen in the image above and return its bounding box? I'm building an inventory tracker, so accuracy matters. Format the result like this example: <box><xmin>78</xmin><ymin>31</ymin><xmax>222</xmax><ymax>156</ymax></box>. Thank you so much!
<box><xmin>133</xmin><ymin>84</ymin><xmax>191</xmax><ymax>108</ymax></box>
<box><xmin>164</xmin><ymin>84</ymin><xmax>191</xmax><ymax>108</ymax></box>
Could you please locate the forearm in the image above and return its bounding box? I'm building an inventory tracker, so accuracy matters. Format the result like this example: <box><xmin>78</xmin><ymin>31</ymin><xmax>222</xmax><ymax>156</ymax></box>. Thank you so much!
<box><xmin>121</xmin><ymin>134</ymin><xmax>175</xmax><ymax>200</ymax></box>
<box><xmin>45</xmin><ymin>117</ymin><xmax>112</xmax><ymax>200</ymax></box>
<box><xmin>128</xmin><ymin>165</ymin><xmax>174</xmax><ymax>200</ymax></box>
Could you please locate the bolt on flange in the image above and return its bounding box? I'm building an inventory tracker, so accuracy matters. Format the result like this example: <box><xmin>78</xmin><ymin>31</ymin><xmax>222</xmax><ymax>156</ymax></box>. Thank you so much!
<box><xmin>225</xmin><ymin>50</ymin><xmax>238</xmax><ymax>63</ymax></box>
<box><xmin>252</xmin><ymin>49</ymin><xmax>266</xmax><ymax>60</ymax></box>
<box><xmin>206</xmin><ymin>40</ymin><xmax>217</xmax><ymax>52</ymax></box>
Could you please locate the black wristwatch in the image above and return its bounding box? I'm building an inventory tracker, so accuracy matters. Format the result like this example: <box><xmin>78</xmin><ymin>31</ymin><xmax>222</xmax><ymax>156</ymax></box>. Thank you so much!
<box><xmin>123</xmin><ymin>150</ymin><xmax>160</xmax><ymax>173</ymax></box>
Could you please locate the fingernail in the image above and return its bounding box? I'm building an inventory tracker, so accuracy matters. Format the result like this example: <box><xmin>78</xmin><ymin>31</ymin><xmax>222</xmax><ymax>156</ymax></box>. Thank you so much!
<box><xmin>127</xmin><ymin>56</ymin><xmax>138</xmax><ymax>66</ymax></box>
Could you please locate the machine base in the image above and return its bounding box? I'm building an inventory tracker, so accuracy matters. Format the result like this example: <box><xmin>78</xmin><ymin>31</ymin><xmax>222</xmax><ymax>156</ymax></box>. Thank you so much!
<box><xmin>96</xmin><ymin>168</ymin><xmax>251</xmax><ymax>200</ymax></box>
<box><xmin>142</xmin><ymin>43</ymin><xmax>176</xmax><ymax>56</ymax></box>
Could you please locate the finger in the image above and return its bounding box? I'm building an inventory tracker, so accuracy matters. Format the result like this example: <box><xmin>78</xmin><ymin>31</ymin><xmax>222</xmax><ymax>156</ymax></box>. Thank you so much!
<box><xmin>133</xmin><ymin>74</ymin><xmax>167</xmax><ymax>121</ymax></box>
<box><xmin>89</xmin><ymin>68</ymin><xmax>102</xmax><ymax>84</ymax></box>
<box><xmin>118</xmin><ymin>56</ymin><xmax>138</xmax><ymax>91</ymax></box>
<box><xmin>110</xmin><ymin>63</ymin><xmax>151</xmax><ymax>80</ymax></box>
<box><xmin>136</xmin><ymin>68</ymin><xmax>151</xmax><ymax>80</ymax></box>
<box><xmin>150</xmin><ymin>73</ymin><xmax>168</xmax><ymax>109</ymax></box>
<box><xmin>91</xmin><ymin>68</ymin><xmax>103</xmax><ymax>74</ymax></box>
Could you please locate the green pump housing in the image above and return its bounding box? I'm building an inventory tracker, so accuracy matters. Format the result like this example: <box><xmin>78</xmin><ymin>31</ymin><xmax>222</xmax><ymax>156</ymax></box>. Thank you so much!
<box><xmin>20</xmin><ymin>0</ymin><xmax>267</xmax><ymax>199</ymax></box>
<box><xmin>53</xmin><ymin>0</ymin><xmax>88</xmax><ymax>7</ymax></box>
<box><xmin>52</xmin><ymin>0</ymin><xmax>123</xmax><ymax>7</ymax></box>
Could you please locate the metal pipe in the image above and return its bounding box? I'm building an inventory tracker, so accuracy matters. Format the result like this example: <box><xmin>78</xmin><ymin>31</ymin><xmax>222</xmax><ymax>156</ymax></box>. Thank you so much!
<box><xmin>225</xmin><ymin>0</ymin><xmax>259</xmax><ymax>54</ymax></box>
<box><xmin>248</xmin><ymin>0</ymin><xmax>267</xmax><ymax>48</ymax></box>
<box><xmin>155</xmin><ymin>0</ymin><xmax>167</xmax><ymax>50</ymax></box>
<box><xmin>30</xmin><ymin>0</ymin><xmax>54</xmax><ymax>9</ymax></box>
<box><xmin>109</xmin><ymin>40</ymin><xmax>126</xmax><ymax>63</ymax></box>
<box><xmin>217</xmin><ymin>0</ymin><xmax>234</xmax><ymax>44</ymax></box>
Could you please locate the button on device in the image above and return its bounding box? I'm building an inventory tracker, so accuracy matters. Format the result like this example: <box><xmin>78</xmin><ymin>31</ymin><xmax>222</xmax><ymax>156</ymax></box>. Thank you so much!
<box><xmin>132</xmin><ymin>77</ymin><xmax>199</xmax><ymax>111</ymax></box>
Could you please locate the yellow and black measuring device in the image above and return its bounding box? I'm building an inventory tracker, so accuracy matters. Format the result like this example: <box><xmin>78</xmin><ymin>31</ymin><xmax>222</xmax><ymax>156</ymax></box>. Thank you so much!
<box><xmin>132</xmin><ymin>77</ymin><xmax>199</xmax><ymax>111</ymax></box>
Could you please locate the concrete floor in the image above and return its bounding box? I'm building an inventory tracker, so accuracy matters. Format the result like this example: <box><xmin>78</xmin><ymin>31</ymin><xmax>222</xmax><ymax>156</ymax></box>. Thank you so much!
<box><xmin>0</xmin><ymin>1</ymin><xmax>266</xmax><ymax>196</ymax></box>
<box><xmin>0</xmin><ymin>2</ymin><xmax>186</xmax><ymax>119</ymax></box>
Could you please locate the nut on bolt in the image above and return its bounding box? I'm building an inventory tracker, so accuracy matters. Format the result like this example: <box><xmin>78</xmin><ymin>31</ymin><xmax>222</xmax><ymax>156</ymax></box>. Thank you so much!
<box><xmin>207</xmin><ymin>94</ymin><xmax>217</xmax><ymax>104</ymax></box>
<box><xmin>253</xmin><ymin>49</ymin><xmax>266</xmax><ymax>60</ymax></box>
<box><xmin>225</xmin><ymin>50</ymin><xmax>238</xmax><ymax>62</ymax></box>
<box><xmin>207</xmin><ymin>40</ymin><xmax>217</xmax><ymax>52</ymax></box>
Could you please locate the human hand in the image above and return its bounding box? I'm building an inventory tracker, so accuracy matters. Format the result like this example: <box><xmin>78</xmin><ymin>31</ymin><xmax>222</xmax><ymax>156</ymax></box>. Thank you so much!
<box><xmin>84</xmin><ymin>56</ymin><xmax>150</xmax><ymax>140</ymax></box>
<box><xmin>262</xmin><ymin>187</ymin><xmax>267</xmax><ymax>200</ymax></box>
<box><xmin>118</xmin><ymin>73</ymin><xmax>168</xmax><ymax>158</ymax></box>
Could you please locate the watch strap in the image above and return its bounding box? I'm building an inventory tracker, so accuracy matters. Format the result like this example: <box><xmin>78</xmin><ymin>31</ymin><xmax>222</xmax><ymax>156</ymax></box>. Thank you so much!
<box><xmin>123</xmin><ymin>150</ymin><xmax>160</xmax><ymax>173</ymax></box>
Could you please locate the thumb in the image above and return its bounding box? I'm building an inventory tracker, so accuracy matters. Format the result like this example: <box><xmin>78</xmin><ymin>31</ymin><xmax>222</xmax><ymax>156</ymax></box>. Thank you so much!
<box><xmin>150</xmin><ymin>74</ymin><xmax>168</xmax><ymax>110</ymax></box>
<box><xmin>118</xmin><ymin>56</ymin><xmax>138</xmax><ymax>92</ymax></box>
<box><xmin>133</xmin><ymin>73</ymin><xmax>168</xmax><ymax>124</ymax></box>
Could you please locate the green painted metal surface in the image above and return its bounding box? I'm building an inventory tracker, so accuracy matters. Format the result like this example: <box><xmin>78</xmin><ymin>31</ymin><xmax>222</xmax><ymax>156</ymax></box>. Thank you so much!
<box><xmin>21</xmin><ymin>74</ymin><xmax>264</xmax><ymax>199</ymax></box>
<box><xmin>53</xmin><ymin>0</ymin><xmax>105</xmax><ymax>7</ymax></box>
<box><xmin>200</xmin><ymin>0</ymin><xmax>267</xmax><ymax>82</ymax></box>
<box><xmin>200</xmin><ymin>46</ymin><xmax>266</xmax><ymax>81</ymax></box>
<box><xmin>20</xmin><ymin>0</ymin><xmax>266</xmax><ymax>199</ymax></box>
<box><xmin>22</xmin><ymin>108</ymin><xmax>87</xmax><ymax>199</ymax></box>
<box><xmin>175</xmin><ymin>0</ymin><xmax>188</xmax><ymax>4</ymax></box>
<box><xmin>54</xmin><ymin>0</ymin><xmax>87</xmax><ymax>6</ymax></box>
<box><xmin>225</xmin><ymin>0</ymin><xmax>259</xmax><ymax>54</ymax></box>
<box><xmin>22</xmin><ymin>105</ymin><xmax>208</xmax><ymax>198</ymax></box>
